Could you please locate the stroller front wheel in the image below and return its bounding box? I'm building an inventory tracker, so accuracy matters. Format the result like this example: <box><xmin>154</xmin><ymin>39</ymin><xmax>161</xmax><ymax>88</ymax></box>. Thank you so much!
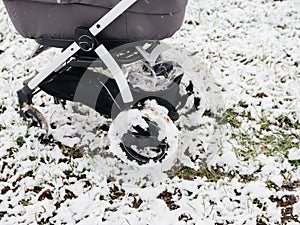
<box><xmin>108</xmin><ymin>103</ymin><xmax>180</xmax><ymax>166</ymax></box>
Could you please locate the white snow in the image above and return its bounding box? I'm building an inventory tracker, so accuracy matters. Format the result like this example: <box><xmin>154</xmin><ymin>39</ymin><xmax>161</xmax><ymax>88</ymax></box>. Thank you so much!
<box><xmin>288</xmin><ymin>147</ymin><xmax>300</xmax><ymax>161</ymax></box>
<box><xmin>0</xmin><ymin>0</ymin><xmax>300</xmax><ymax>224</ymax></box>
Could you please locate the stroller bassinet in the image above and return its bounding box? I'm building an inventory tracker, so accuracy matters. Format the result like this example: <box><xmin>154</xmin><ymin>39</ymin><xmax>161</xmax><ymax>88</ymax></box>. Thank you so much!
<box><xmin>4</xmin><ymin>0</ymin><xmax>187</xmax><ymax>48</ymax></box>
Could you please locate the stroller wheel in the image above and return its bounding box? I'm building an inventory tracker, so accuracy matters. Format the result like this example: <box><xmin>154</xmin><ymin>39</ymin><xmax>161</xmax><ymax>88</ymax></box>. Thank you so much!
<box><xmin>108</xmin><ymin>103</ymin><xmax>180</xmax><ymax>166</ymax></box>
<box><xmin>20</xmin><ymin>105</ymin><xmax>48</xmax><ymax>134</ymax></box>
<box><xmin>120</xmin><ymin>117</ymin><xmax>168</xmax><ymax>164</ymax></box>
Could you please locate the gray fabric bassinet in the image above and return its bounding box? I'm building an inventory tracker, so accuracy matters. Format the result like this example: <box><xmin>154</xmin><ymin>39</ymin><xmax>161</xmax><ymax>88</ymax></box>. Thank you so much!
<box><xmin>3</xmin><ymin>0</ymin><xmax>188</xmax><ymax>43</ymax></box>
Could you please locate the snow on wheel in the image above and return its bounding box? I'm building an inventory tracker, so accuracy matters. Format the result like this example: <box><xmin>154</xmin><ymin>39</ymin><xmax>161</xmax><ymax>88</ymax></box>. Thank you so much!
<box><xmin>108</xmin><ymin>100</ymin><xmax>180</xmax><ymax>170</ymax></box>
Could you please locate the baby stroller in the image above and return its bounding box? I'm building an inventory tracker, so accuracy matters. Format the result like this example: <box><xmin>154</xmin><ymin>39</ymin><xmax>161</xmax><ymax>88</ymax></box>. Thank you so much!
<box><xmin>3</xmin><ymin>0</ymin><xmax>198</xmax><ymax>165</ymax></box>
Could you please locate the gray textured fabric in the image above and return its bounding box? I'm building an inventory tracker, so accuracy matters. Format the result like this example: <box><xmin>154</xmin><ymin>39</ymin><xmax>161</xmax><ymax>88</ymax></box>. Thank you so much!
<box><xmin>8</xmin><ymin>0</ymin><xmax>187</xmax><ymax>14</ymax></box>
<box><xmin>3</xmin><ymin>0</ymin><xmax>187</xmax><ymax>41</ymax></box>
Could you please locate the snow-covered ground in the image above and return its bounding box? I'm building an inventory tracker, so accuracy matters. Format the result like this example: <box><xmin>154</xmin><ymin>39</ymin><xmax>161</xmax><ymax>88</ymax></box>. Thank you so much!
<box><xmin>0</xmin><ymin>0</ymin><xmax>300</xmax><ymax>224</ymax></box>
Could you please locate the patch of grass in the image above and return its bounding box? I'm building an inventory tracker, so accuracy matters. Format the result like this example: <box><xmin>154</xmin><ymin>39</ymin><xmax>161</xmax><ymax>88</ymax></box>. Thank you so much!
<box><xmin>130</xmin><ymin>195</ymin><xmax>143</xmax><ymax>209</ymax></box>
<box><xmin>15</xmin><ymin>136</ymin><xmax>25</xmax><ymax>147</ymax></box>
<box><xmin>238</xmin><ymin>173</ymin><xmax>258</xmax><ymax>183</ymax></box>
<box><xmin>19</xmin><ymin>199</ymin><xmax>32</xmax><ymax>206</ymax></box>
<box><xmin>233</xmin><ymin>131</ymin><xmax>299</xmax><ymax>160</ymax></box>
<box><xmin>0</xmin><ymin>124</ymin><xmax>6</xmax><ymax>131</ymax></box>
<box><xmin>39</xmin><ymin>135</ymin><xmax>83</xmax><ymax>159</ymax></box>
<box><xmin>277</xmin><ymin>24</ymin><xmax>288</xmax><ymax>30</ymax></box>
<box><xmin>1</xmin><ymin>67</ymin><xmax>8</xmax><ymax>73</ymax></box>
<box><xmin>29</xmin><ymin>156</ymin><xmax>38</xmax><ymax>161</ymax></box>
<box><xmin>0</xmin><ymin>211</ymin><xmax>6</xmax><ymax>221</ymax></box>
<box><xmin>0</xmin><ymin>104</ymin><xmax>6</xmax><ymax>114</ymax></box>
<box><xmin>227</xmin><ymin>108</ymin><xmax>300</xmax><ymax>160</ymax></box>
<box><xmin>178</xmin><ymin>214</ymin><xmax>193</xmax><ymax>223</ymax></box>
<box><xmin>289</xmin><ymin>160</ymin><xmax>300</xmax><ymax>167</ymax></box>
<box><xmin>253</xmin><ymin>198</ymin><xmax>265</xmax><ymax>209</ymax></box>
<box><xmin>59</xmin><ymin>143</ymin><xmax>83</xmax><ymax>159</ymax></box>
<box><xmin>260</xmin><ymin>116</ymin><xmax>271</xmax><ymax>131</ymax></box>
<box><xmin>269</xmin><ymin>195</ymin><xmax>299</xmax><ymax>224</ymax></box>
<box><xmin>63</xmin><ymin>169</ymin><xmax>86</xmax><ymax>181</ymax></box>
<box><xmin>266</xmin><ymin>180</ymin><xmax>280</xmax><ymax>191</ymax></box>
<box><xmin>0</xmin><ymin>32</ymin><xmax>3</xmax><ymax>43</ymax></box>
<box><xmin>109</xmin><ymin>185</ymin><xmax>125</xmax><ymax>202</ymax></box>
<box><xmin>185</xmin><ymin>20</ymin><xmax>200</xmax><ymax>26</ymax></box>
<box><xmin>231</xmin><ymin>133</ymin><xmax>258</xmax><ymax>159</ymax></box>
<box><xmin>6</xmin><ymin>147</ymin><xmax>18</xmax><ymax>158</ymax></box>
<box><xmin>157</xmin><ymin>190</ymin><xmax>180</xmax><ymax>210</ymax></box>
<box><xmin>64</xmin><ymin>189</ymin><xmax>77</xmax><ymax>200</ymax></box>
<box><xmin>172</xmin><ymin>166</ymin><xmax>201</xmax><ymax>180</ymax></box>
<box><xmin>261</xmin><ymin>133</ymin><xmax>299</xmax><ymax>158</ymax></box>
<box><xmin>38</xmin><ymin>189</ymin><xmax>53</xmax><ymax>201</ymax></box>
<box><xmin>220</xmin><ymin>109</ymin><xmax>242</xmax><ymax>128</ymax></box>
<box><xmin>1</xmin><ymin>186</ymin><xmax>10</xmax><ymax>195</ymax></box>
<box><xmin>171</xmin><ymin>166</ymin><xmax>232</xmax><ymax>182</ymax></box>
<box><xmin>276</xmin><ymin>115</ymin><xmax>300</xmax><ymax>129</ymax></box>
<box><xmin>256</xmin><ymin>216</ymin><xmax>269</xmax><ymax>225</ymax></box>
<box><xmin>25</xmin><ymin>186</ymin><xmax>43</xmax><ymax>194</ymax></box>
<box><xmin>15</xmin><ymin>170</ymin><xmax>34</xmax><ymax>183</ymax></box>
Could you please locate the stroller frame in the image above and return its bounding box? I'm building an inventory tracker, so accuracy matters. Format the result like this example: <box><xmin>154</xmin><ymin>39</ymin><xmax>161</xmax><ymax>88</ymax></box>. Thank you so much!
<box><xmin>13</xmin><ymin>0</ymin><xmax>194</xmax><ymax>164</ymax></box>
<box><xmin>18</xmin><ymin>0</ymin><xmax>170</xmax><ymax>107</ymax></box>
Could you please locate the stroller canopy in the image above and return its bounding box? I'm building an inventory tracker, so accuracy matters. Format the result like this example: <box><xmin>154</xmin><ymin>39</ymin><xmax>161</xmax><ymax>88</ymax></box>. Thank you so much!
<box><xmin>4</xmin><ymin>0</ymin><xmax>188</xmax><ymax>42</ymax></box>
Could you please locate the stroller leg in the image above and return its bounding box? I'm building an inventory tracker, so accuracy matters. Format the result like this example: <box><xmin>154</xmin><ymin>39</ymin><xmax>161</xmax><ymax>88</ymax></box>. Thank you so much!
<box><xmin>17</xmin><ymin>86</ymin><xmax>49</xmax><ymax>133</ymax></box>
<box><xmin>17</xmin><ymin>42</ymin><xmax>81</xmax><ymax>128</ymax></box>
<box><xmin>27</xmin><ymin>43</ymin><xmax>81</xmax><ymax>91</ymax></box>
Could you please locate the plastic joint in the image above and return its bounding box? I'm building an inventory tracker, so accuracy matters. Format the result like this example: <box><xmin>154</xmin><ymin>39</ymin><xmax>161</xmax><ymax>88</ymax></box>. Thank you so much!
<box><xmin>75</xmin><ymin>27</ymin><xmax>98</xmax><ymax>52</ymax></box>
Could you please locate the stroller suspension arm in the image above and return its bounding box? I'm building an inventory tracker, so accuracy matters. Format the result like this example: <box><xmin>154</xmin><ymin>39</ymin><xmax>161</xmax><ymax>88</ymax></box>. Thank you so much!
<box><xmin>95</xmin><ymin>45</ymin><xmax>133</xmax><ymax>103</ymax></box>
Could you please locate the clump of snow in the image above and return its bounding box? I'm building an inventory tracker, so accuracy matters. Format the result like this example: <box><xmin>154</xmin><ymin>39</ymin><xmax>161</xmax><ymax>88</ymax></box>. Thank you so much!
<box><xmin>288</xmin><ymin>147</ymin><xmax>300</xmax><ymax>161</ymax></box>
<box><xmin>218</xmin><ymin>150</ymin><xmax>238</xmax><ymax>170</ymax></box>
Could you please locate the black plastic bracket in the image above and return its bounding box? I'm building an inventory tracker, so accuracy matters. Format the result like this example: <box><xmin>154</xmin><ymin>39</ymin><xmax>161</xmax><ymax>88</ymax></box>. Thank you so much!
<box><xmin>75</xmin><ymin>27</ymin><xmax>98</xmax><ymax>52</ymax></box>
<box><xmin>17</xmin><ymin>85</ymin><xmax>33</xmax><ymax>107</ymax></box>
